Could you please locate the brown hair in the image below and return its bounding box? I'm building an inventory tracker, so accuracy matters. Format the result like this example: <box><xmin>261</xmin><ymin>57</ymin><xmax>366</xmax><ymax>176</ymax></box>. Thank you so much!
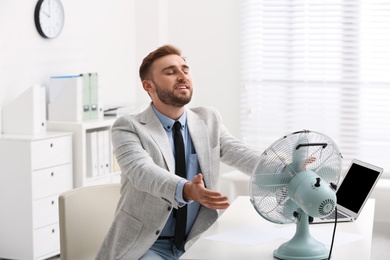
<box><xmin>139</xmin><ymin>44</ymin><xmax>182</xmax><ymax>81</ymax></box>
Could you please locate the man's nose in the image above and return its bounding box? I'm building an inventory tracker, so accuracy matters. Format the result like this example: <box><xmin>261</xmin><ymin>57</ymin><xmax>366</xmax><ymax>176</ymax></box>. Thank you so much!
<box><xmin>177</xmin><ymin>72</ymin><xmax>187</xmax><ymax>82</ymax></box>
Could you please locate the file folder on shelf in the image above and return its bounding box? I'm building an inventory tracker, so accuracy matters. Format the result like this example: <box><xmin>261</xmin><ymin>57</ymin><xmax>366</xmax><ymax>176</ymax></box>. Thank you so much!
<box><xmin>86</xmin><ymin>129</ymin><xmax>112</xmax><ymax>179</ymax></box>
<box><xmin>2</xmin><ymin>84</ymin><xmax>46</xmax><ymax>135</ymax></box>
<box><xmin>86</xmin><ymin>131</ymin><xmax>99</xmax><ymax>178</ymax></box>
<box><xmin>48</xmin><ymin>73</ymin><xmax>100</xmax><ymax>122</ymax></box>
<box><xmin>97</xmin><ymin>129</ymin><xmax>111</xmax><ymax>176</ymax></box>
<box><xmin>101</xmin><ymin>129</ymin><xmax>111</xmax><ymax>175</ymax></box>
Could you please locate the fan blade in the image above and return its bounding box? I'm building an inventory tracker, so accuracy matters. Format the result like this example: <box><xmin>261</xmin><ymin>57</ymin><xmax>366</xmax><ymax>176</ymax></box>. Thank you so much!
<box><xmin>316</xmin><ymin>166</ymin><xmax>338</xmax><ymax>182</ymax></box>
<box><xmin>253</xmin><ymin>172</ymin><xmax>292</xmax><ymax>187</ymax></box>
<box><xmin>290</xmin><ymin>134</ymin><xmax>309</xmax><ymax>173</ymax></box>
<box><xmin>283</xmin><ymin>198</ymin><xmax>299</xmax><ymax>220</ymax></box>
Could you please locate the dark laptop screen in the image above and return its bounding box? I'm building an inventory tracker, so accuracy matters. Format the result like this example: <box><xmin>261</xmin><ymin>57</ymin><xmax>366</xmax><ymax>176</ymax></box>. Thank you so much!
<box><xmin>336</xmin><ymin>163</ymin><xmax>381</xmax><ymax>213</ymax></box>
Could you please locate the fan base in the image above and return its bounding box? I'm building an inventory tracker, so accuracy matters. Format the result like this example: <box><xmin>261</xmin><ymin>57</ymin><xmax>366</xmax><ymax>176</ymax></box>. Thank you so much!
<box><xmin>273</xmin><ymin>236</ymin><xmax>329</xmax><ymax>260</ymax></box>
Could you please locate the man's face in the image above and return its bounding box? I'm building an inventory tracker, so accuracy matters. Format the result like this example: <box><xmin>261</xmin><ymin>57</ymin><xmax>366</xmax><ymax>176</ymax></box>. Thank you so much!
<box><xmin>147</xmin><ymin>54</ymin><xmax>193</xmax><ymax>107</ymax></box>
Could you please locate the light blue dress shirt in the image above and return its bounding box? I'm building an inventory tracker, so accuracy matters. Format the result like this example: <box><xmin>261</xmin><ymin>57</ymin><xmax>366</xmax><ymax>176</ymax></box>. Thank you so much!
<box><xmin>152</xmin><ymin>106</ymin><xmax>201</xmax><ymax>237</ymax></box>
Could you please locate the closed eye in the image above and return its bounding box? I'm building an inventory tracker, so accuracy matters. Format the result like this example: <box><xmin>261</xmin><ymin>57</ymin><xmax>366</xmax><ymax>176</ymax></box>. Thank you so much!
<box><xmin>162</xmin><ymin>65</ymin><xmax>190</xmax><ymax>75</ymax></box>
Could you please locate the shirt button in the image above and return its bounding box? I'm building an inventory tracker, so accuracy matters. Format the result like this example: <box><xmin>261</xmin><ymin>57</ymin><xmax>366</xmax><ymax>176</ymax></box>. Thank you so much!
<box><xmin>155</xmin><ymin>230</ymin><xmax>160</xmax><ymax>235</ymax></box>
<box><xmin>168</xmin><ymin>206</ymin><xmax>172</xmax><ymax>211</ymax></box>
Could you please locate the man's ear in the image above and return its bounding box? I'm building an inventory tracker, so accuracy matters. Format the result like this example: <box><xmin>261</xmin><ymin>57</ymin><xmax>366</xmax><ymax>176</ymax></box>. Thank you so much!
<box><xmin>142</xmin><ymin>80</ymin><xmax>153</xmax><ymax>93</ymax></box>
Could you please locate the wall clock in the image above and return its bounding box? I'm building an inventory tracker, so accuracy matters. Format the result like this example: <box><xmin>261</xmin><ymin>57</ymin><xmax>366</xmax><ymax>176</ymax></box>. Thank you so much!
<box><xmin>34</xmin><ymin>0</ymin><xmax>65</xmax><ymax>39</ymax></box>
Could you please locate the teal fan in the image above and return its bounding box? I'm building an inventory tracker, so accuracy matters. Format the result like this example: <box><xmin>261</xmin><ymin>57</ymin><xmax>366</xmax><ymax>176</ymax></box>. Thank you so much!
<box><xmin>250</xmin><ymin>130</ymin><xmax>343</xmax><ymax>260</ymax></box>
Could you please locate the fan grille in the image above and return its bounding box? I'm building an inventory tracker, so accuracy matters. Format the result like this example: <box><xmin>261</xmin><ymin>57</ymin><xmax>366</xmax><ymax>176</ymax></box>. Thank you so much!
<box><xmin>250</xmin><ymin>130</ymin><xmax>342</xmax><ymax>224</ymax></box>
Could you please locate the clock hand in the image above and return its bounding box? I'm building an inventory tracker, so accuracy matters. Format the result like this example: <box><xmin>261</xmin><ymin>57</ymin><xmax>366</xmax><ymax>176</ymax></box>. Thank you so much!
<box><xmin>41</xmin><ymin>0</ymin><xmax>51</xmax><ymax>18</ymax></box>
<box><xmin>41</xmin><ymin>10</ymin><xmax>50</xmax><ymax>18</ymax></box>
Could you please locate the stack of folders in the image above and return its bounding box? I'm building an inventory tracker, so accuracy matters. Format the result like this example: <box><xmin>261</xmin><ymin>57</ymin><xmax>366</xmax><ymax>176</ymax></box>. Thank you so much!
<box><xmin>48</xmin><ymin>73</ymin><xmax>102</xmax><ymax>121</ymax></box>
<box><xmin>86</xmin><ymin>129</ymin><xmax>111</xmax><ymax>178</ymax></box>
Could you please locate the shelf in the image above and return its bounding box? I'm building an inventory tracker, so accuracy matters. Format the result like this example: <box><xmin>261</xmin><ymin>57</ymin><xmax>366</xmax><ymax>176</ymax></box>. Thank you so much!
<box><xmin>47</xmin><ymin>117</ymin><xmax>120</xmax><ymax>187</ymax></box>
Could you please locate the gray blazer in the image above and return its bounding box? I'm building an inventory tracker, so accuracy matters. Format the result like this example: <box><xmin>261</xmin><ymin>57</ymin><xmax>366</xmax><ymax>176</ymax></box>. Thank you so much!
<box><xmin>96</xmin><ymin>104</ymin><xmax>260</xmax><ymax>260</ymax></box>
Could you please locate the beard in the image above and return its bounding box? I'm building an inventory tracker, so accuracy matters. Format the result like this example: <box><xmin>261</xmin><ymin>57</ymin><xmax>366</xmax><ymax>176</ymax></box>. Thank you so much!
<box><xmin>153</xmin><ymin>81</ymin><xmax>193</xmax><ymax>107</ymax></box>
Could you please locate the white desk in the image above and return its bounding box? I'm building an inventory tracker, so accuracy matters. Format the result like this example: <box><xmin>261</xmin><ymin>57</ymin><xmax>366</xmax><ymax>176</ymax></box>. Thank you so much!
<box><xmin>181</xmin><ymin>196</ymin><xmax>375</xmax><ymax>260</ymax></box>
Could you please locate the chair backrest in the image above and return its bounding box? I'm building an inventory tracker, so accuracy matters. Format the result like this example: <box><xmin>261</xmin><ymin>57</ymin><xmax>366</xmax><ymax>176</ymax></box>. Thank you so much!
<box><xmin>58</xmin><ymin>183</ymin><xmax>121</xmax><ymax>260</ymax></box>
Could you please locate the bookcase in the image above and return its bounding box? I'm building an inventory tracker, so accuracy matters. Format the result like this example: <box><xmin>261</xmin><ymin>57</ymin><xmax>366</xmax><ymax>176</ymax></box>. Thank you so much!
<box><xmin>0</xmin><ymin>131</ymin><xmax>73</xmax><ymax>260</ymax></box>
<box><xmin>47</xmin><ymin>118</ymin><xmax>120</xmax><ymax>187</ymax></box>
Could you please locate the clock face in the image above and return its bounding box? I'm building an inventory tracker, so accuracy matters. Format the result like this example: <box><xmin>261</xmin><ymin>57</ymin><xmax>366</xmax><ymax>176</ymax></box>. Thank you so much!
<box><xmin>34</xmin><ymin>0</ymin><xmax>65</xmax><ymax>39</ymax></box>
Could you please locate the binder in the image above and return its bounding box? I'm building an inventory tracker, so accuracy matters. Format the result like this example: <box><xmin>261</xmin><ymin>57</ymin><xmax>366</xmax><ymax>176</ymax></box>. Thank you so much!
<box><xmin>2</xmin><ymin>84</ymin><xmax>46</xmax><ymax>135</ymax></box>
<box><xmin>97</xmin><ymin>130</ymin><xmax>106</xmax><ymax>176</ymax></box>
<box><xmin>89</xmin><ymin>73</ymin><xmax>99</xmax><ymax>120</ymax></box>
<box><xmin>48</xmin><ymin>73</ymin><xmax>100</xmax><ymax>122</ymax></box>
<box><xmin>86</xmin><ymin>131</ymin><xmax>99</xmax><ymax>177</ymax></box>
<box><xmin>102</xmin><ymin>129</ymin><xmax>111</xmax><ymax>175</ymax></box>
<box><xmin>82</xmin><ymin>74</ymin><xmax>91</xmax><ymax>120</ymax></box>
<box><xmin>97</xmin><ymin>129</ymin><xmax>112</xmax><ymax>176</ymax></box>
<box><xmin>86</xmin><ymin>129</ymin><xmax>111</xmax><ymax>178</ymax></box>
<box><xmin>48</xmin><ymin>76</ymin><xmax>83</xmax><ymax>121</ymax></box>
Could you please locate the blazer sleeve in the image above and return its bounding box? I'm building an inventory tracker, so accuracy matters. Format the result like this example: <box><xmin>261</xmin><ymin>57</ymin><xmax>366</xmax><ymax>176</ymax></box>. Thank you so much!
<box><xmin>111</xmin><ymin>115</ymin><xmax>183</xmax><ymax>207</ymax></box>
<box><xmin>219</xmin><ymin>122</ymin><xmax>261</xmax><ymax>175</ymax></box>
<box><xmin>190</xmin><ymin>106</ymin><xmax>261</xmax><ymax>176</ymax></box>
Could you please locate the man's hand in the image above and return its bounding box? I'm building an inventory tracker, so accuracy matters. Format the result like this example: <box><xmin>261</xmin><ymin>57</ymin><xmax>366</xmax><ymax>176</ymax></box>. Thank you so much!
<box><xmin>303</xmin><ymin>156</ymin><xmax>316</xmax><ymax>169</ymax></box>
<box><xmin>183</xmin><ymin>174</ymin><xmax>230</xmax><ymax>210</ymax></box>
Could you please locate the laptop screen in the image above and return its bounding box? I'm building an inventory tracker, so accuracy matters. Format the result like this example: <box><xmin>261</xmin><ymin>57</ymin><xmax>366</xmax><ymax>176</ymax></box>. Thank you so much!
<box><xmin>336</xmin><ymin>160</ymin><xmax>382</xmax><ymax>214</ymax></box>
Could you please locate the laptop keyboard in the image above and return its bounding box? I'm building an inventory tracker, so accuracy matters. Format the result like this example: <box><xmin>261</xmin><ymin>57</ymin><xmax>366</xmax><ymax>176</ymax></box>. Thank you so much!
<box><xmin>321</xmin><ymin>210</ymin><xmax>349</xmax><ymax>220</ymax></box>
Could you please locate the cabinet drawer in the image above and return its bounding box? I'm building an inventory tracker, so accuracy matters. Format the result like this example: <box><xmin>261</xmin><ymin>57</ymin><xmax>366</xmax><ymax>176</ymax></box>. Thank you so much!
<box><xmin>31</xmin><ymin>135</ymin><xmax>72</xmax><ymax>170</ymax></box>
<box><xmin>33</xmin><ymin>195</ymin><xmax>59</xmax><ymax>228</ymax></box>
<box><xmin>34</xmin><ymin>223</ymin><xmax>60</xmax><ymax>258</ymax></box>
<box><xmin>33</xmin><ymin>164</ymin><xmax>73</xmax><ymax>200</ymax></box>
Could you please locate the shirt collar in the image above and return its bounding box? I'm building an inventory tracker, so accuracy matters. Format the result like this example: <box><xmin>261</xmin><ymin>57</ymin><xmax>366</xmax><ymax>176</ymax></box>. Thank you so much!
<box><xmin>152</xmin><ymin>105</ymin><xmax>187</xmax><ymax>132</ymax></box>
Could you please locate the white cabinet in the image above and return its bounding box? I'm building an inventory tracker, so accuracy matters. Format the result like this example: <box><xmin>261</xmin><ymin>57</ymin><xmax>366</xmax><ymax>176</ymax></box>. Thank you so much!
<box><xmin>0</xmin><ymin>132</ymin><xmax>73</xmax><ymax>260</ymax></box>
<box><xmin>47</xmin><ymin>118</ymin><xmax>120</xmax><ymax>187</ymax></box>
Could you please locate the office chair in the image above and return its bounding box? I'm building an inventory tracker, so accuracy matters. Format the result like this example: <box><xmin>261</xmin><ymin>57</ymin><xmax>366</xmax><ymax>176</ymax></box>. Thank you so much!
<box><xmin>58</xmin><ymin>183</ymin><xmax>121</xmax><ymax>260</ymax></box>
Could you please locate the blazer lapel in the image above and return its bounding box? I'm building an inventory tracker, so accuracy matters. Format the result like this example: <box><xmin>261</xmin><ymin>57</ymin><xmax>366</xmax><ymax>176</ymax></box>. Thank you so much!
<box><xmin>187</xmin><ymin>110</ymin><xmax>212</xmax><ymax>187</ymax></box>
<box><xmin>139</xmin><ymin>105</ymin><xmax>175</xmax><ymax>172</ymax></box>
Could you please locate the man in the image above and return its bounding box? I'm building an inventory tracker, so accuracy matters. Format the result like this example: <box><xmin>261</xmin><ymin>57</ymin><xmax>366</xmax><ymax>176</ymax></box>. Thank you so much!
<box><xmin>96</xmin><ymin>45</ymin><xmax>260</xmax><ymax>260</ymax></box>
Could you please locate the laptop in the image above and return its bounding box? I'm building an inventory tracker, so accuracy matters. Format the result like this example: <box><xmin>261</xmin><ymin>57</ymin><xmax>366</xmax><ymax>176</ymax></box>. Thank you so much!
<box><xmin>311</xmin><ymin>159</ymin><xmax>383</xmax><ymax>224</ymax></box>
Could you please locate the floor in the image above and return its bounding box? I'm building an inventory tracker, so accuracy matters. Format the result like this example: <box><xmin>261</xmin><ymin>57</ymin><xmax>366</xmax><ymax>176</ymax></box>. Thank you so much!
<box><xmin>45</xmin><ymin>222</ymin><xmax>390</xmax><ymax>260</ymax></box>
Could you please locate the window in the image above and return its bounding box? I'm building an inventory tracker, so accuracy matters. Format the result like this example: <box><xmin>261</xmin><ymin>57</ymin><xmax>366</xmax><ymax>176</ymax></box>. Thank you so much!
<box><xmin>240</xmin><ymin>0</ymin><xmax>390</xmax><ymax>176</ymax></box>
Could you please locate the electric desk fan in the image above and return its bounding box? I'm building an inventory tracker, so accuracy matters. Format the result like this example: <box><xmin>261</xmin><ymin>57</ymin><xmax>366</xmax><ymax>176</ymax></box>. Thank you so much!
<box><xmin>250</xmin><ymin>130</ymin><xmax>343</xmax><ymax>260</ymax></box>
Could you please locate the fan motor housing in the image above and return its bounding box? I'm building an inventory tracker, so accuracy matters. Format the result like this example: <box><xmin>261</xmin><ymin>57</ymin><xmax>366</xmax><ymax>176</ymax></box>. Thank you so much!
<box><xmin>288</xmin><ymin>170</ymin><xmax>336</xmax><ymax>218</ymax></box>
